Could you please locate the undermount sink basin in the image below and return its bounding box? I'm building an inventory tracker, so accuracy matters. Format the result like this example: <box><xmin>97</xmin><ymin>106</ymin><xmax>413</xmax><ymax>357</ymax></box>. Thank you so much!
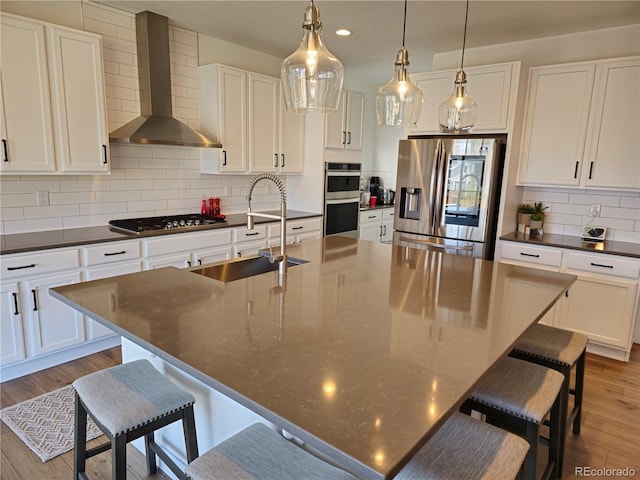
<box><xmin>190</xmin><ymin>255</ymin><xmax>308</xmax><ymax>283</ymax></box>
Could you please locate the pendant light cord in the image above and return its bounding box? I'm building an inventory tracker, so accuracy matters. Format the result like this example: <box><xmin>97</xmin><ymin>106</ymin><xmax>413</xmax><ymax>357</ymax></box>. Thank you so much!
<box><xmin>460</xmin><ymin>0</ymin><xmax>469</xmax><ymax>70</ymax></box>
<box><xmin>402</xmin><ymin>0</ymin><xmax>407</xmax><ymax>47</ymax></box>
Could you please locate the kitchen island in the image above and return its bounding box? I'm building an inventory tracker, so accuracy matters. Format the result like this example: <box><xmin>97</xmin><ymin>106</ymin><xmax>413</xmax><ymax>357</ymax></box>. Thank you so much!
<box><xmin>52</xmin><ymin>236</ymin><xmax>576</xmax><ymax>479</ymax></box>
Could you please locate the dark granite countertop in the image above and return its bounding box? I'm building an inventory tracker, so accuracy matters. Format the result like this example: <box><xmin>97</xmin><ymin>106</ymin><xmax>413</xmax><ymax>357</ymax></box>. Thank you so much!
<box><xmin>500</xmin><ymin>231</ymin><xmax>640</xmax><ymax>259</ymax></box>
<box><xmin>0</xmin><ymin>210</ymin><xmax>321</xmax><ymax>256</ymax></box>
<box><xmin>359</xmin><ymin>204</ymin><xmax>395</xmax><ymax>212</ymax></box>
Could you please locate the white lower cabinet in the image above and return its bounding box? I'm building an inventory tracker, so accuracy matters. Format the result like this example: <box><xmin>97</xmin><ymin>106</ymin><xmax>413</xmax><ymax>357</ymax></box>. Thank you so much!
<box><xmin>268</xmin><ymin>218</ymin><xmax>323</xmax><ymax>247</ymax></box>
<box><xmin>143</xmin><ymin>230</ymin><xmax>233</xmax><ymax>268</ymax></box>
<box><xmin>499</xmin><ymin>241</ymin><xmax>640</xmax><ymax>361</ymax></box>
<box><xmin>359</xmin><ymin>208</ymin><xmax>394</xmax><ymax>244</ymax></box>
<box><xmin>1</xmin><ymin>281</ymin><xmax>26</xmax><ymax>365</ymax></box>
<box><xmin>234</xmin><ymin>225</ymin><xmax>268</xmax><ymax>257</ymax></box>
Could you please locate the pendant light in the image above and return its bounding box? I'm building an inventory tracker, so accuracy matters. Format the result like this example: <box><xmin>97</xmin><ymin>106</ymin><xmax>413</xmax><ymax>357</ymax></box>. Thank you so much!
<box><xmin>375</xmin><ymin>0</ymin><xmax>424</xmax><ymax>128</ymax></box>
<box><xmin>281</xmin><ymin>0</ymin><xmax>344</xmax><ymax>113</ymax></box>
<box><xmin>438</xmin><ymin>0</ymin><xmax>477</xmax><ymax>133</ymax></box>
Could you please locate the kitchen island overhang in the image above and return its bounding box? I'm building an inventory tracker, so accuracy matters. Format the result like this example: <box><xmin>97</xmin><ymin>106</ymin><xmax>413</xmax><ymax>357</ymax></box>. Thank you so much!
<box><xmin>51</xmin><ymin>236</ymin><xmax>576</xmax><ymax>480</ymax></box>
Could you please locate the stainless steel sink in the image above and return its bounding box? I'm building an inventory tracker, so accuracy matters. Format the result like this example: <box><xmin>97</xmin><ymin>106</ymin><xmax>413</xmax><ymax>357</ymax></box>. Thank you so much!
<box><xmin>190</xmin><ymin>255</ymin><xmax>308</xmax><ymax>283</ymax></box>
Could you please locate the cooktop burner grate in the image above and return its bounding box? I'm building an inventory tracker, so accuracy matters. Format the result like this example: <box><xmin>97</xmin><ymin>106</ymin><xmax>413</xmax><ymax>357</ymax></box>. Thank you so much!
<box><xmin>109</xmin><ymin>214</ymin><xmax>227</xmax><ymax>234</ymax></box>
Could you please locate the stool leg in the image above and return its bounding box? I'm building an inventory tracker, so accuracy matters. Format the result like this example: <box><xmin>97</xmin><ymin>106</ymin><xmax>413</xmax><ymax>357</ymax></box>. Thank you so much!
<box><xmin>524</xmin><ymin>422</ymin><xmax>538</xmax><ymax>480</ymax></box>
<box><xmin>144</xmin><ymin>431</ymin><xmax>158</xmax><ymax>474</ymax></box>
<box><xmin>112</xmin><ymin>435</ymin><xmax>127</xmax><ymax>480</ymax></box>
<box><xmin>549</xmin><ymin>391</ymin><xmax>562</xmax><ymax>480</ymax></box>
<box><xmin>74</xmin><ymin>394</ymin><xmax>88</xmax><ymax>480</ymax></box>
<box><xmin>182</xmin><ymin>405</ymin><xmax>199</xmax><ymax>462</ymax></box>
<box><xmin>573</xmin><ymin>350</ymin><xmax>586</xmax><ymax>435</ymax></box>
<box><xmin>556</xmin><ymin>365</ymin><xmax>570</xmax><ymax>475</ymax></box>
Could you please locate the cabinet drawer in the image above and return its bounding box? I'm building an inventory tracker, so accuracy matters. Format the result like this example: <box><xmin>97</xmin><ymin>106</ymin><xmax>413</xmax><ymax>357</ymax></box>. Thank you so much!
<box><xmin>382</xmin><ymin>208</ymin><xmax>396</xmax><ymax>221</ymax></box>
<box><xmin>234</xmin><ymin>225</ymin><xmax>267</xmax><ymax>243</ymax></box>
<box><xmin>501</xmin><ymin>242</ymin><xmax>562</xmax><ymax>268</ymax></box>
<box><xmin>359</xmin><ymin>210</ymin><xmax>383</xmax><ymax>223</ymax></box>
<box><xmin>1</xmin><ymin>249</ymin><xmax>80</xmax><ymax>280</ymax></box>
<box><xmin>83</xmin><ymin>241</ymin><xmax>140</xmax><ymax>266</ymax></box>
<box><xmin>565</xmin><ymin>251</ymin><xmax>640</xmax><ymax>279</ymax></box>
<box><xmin>287</xmin><ymin>217</ymin><xmax>322</xmax><ymax>235</ymax></box>
<box><xmin>144</xmin><ymin>230</ymin><xmax>232</xmax><ymax>257</ymax></box>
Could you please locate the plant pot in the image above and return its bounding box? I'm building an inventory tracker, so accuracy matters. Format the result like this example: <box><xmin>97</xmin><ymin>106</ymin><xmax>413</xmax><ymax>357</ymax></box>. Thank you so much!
<box><xmin>530</xmin><ymin>219</ymin><xmax>543</xmax><ymax>230</ymax></box>
<box><xmin>517</xmin><ymin>213</ymin><xmax>532</xmax><ymax>226</ymax></box>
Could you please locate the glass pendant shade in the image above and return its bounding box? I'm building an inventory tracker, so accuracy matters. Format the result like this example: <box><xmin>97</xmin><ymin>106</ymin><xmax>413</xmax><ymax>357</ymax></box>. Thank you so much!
<box><xmin>281</xmin><ymin>2</ymin><xmax>344</xmax><ymax>113</ymax></box>
<box><xmin>376</xmin><ymin>47</ymin><xmax>424</xmax><ymax>127</ymax></box>
<box><xmin>438</xmin><ymin>71</ymin><xmax>477</xmax><ymax>133</ymax></box>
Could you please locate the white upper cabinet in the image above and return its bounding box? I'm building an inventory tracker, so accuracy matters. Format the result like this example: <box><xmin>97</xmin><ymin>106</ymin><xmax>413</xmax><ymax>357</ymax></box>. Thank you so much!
<box><xmin>409</xmin><ymin>62</ymin><xmax>519</xmax><ymax>134</ymax></box>
<box><xmin>0</xmin><ymin>14</ymin><xmax>56</xmax><ymax>172</ymax></box>
<box><xmin>584</xmin><ymin>57</ymin><xmax>640</xmax><ymax>189</ymax></box>
<box><xmin>324</xmin><ymin>89</ymin><xmax>364</xmax><ymax>151</ymax></box>
<box><xmin>0</xmin><ymin>13</ymin><xmax>109</xmax><ymax>175</ymax></box>
<box><xmin>200</xmin><ymin>64</ymin><xmax>304</xmax><ymax>174</ymax></box>
<box><xmin>518</xmin><ymin>56</ymin><xmax>640</xmax><ymax>190</ymax></box>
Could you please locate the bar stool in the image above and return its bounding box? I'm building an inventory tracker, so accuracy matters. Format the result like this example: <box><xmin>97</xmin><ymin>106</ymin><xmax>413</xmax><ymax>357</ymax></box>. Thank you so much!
<box><xmin>461</xmin><ymin>357</ymin><xmax>564</xmax><ymax>480</ymax></box>
<box><xmin>509</xmin><ymin>323</ymin><xmax>588</xmax><ymax>475</ymax></box>
<box><xmin>186</xmin><ymin>415</ymin><xmax>529</xmax><ymax>480</ymax></box>
<box><xmin>72</xmin><ymin>359</ymin><xmax>199</xmax><ymax>480</ymax></box>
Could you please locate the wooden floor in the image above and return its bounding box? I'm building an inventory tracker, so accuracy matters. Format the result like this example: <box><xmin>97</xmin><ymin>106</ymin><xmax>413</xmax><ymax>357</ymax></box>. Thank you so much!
<box><xmin>1</xmin><ymin>345</ymin><xmax>639</xmax><ymax>479</ymax></box>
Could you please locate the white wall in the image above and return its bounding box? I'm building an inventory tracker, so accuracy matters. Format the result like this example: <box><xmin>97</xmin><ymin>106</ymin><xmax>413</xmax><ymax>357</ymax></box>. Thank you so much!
<box><xmin>433</xmin><ymin>24</ymin><xmax>640</xmax><ymax>242</ymax></box>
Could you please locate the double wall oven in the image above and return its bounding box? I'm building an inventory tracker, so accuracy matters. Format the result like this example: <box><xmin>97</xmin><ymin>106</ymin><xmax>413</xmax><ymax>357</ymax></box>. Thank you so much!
<box><xmin>323</xmin><ymin>162</ymin><xmax>361</xmax><ymax>238</ymax></box>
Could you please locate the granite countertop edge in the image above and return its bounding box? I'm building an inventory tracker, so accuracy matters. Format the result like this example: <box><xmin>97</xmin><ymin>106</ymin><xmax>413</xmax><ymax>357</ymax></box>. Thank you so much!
<box><xmin>500</xmin><ymin>231</ymin><xmax>640</xmax><ymax>259</ymax></box>
<box><xmin>1</xmin><ymin>210</ymin><xmax>322</xmax><ymax>256</ymax></box>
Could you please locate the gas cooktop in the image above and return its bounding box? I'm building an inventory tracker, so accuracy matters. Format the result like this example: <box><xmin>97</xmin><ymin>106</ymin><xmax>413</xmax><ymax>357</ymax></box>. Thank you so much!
<box><xmin>109</xmin><ymin>214</ymin><xmax>227</xmax><ymax>235</ymax></box>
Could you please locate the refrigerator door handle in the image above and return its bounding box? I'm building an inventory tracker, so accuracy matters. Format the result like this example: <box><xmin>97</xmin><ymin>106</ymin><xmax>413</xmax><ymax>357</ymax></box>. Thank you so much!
<box><xmin>398</xmin><ymin>236</ymin><xmax>474</xmax><ymax>251</ymax></box>
<box><xmin>433</xmin><ymin>141</ymin><xmax>447</xmax><ymax>235</ymax></box>
<box><xmin>428</xmin><ymin>141</ymin><xmax>440</xmax><ymax>236</ymax></box>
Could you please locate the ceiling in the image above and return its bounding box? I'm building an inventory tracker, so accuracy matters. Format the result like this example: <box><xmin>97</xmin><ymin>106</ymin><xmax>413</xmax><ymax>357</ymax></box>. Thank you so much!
<box><xmin>96</xmin><ymin>1</ymin><xmax>640</xmax><ymax>84</ymax></box>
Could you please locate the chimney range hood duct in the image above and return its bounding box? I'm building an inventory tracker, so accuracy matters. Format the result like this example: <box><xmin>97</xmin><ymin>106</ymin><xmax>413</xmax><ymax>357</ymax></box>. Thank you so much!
<box><xmin>109</xmin><ymin>11</ymin><xmax>221</xmax><ymax>148</ymax></box>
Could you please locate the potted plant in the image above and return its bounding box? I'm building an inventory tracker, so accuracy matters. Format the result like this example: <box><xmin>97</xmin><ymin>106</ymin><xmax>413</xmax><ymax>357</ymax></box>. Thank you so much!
<box><xmin>517</xmin><ymin>203</ymin><xmax>535</xmax><ymax>226</ymax></box>
<box><xmin>530</xmin><ymin>213</ymin><xmax>544</xmax><ymax>230</ymax></box>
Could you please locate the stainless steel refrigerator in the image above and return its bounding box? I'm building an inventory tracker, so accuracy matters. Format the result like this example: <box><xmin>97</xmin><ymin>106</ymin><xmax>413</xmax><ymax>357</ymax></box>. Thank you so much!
<box><xmin>393</xmin><ymin>134</ymin><xmax>506</xmax><ymax>259</ymax></box>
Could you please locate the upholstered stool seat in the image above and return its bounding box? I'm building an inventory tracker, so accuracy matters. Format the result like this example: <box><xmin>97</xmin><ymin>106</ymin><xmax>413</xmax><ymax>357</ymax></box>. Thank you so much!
<box><xmin>461</xmin><ymin>356</ymin><xmax>564</xmax><ymax>480</ymax></box>
<box><xmin>73</xmin><ymin>359</ymin><xmax>199</xmax><ymax>480</ymax></box>
<box><xmin>510</xmin><ymin>323</ymin><xmax>588</xmax><ymax>476</ymax></box>
<box><xmin>395</xmin><ymin>412</ymin><xmax>530</xmax><ymax>480</ymax></box>
<box><xmin>187</xmin><ymin>415</ymin><xmax>529</xmax><ymax>480</ymax></box>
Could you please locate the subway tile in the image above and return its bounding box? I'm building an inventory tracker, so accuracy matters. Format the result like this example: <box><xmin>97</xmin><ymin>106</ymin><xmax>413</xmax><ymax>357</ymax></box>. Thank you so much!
<box><xmin>171</xmin><ymin>74</ymin><xmax>198</xmax><ymax>90</ymax></box>
<box><xmin>59</xmin><ymin>180</ymin><xmax>111</xmax><ymax>192</ymax></box>
<box><xmin>3</xmin><ymin>218</ymin><xmax>63</xmax><ymax>234</ymax></box>
<box><xmin>106</xmin><ymin>97</ymin><xmax>121</xmax><ymax>110</ymax></box>
<box><xmin>83</xmin><ymin>17</ymin><xmax>117</xmax><ymax>37</ymax></box>
<box><xmin>580</xmin><ymin>216</ymin><xmax>634</xmax><ymax>230</ymax></box>
<box><xmin>1</xmin><ymin>193</ymin><xmax>37</xmax><ymax>207</ymax></box>
<box><xmin>80</xmin><ymin>202</ymin><xmax>128</xmax><ymax>215</ymax></box>
<box><xmin>176</xmin><ymin>159</ymin><xmax>202</xmax><ymax>171</ymax></box>
<box><xmin>0</xmin><ymin>180</ymin><xmax>61</xmax><ymax>193</ymax></box>
<box><xmin>600</xmin><ymin>206</ymin><xmax>640</xmax><ymax>221</ymax></box>
<box><xmin>101</xmin><ymin>36</ymin><xmax>137</xmax><ymax>55</ymax></box>
<box><xmin>174</xmin><ymin>96</ymin><xmax>199</xmax><ymax>110</ymax></box>
<box><xmin>172</xmin><ymin>85</ymin><xmax>189</xmax><ymax>98</ymax></box>
<box><xmin>170</xmin><ymin>41</ymin><xmax>197</xmax><ymax>58</ymax></box>
<box><xmin>24</xmin><ymin>205</ymin><xmax>80</xmax><ymax>219</ymax></box>
<box><xmin>105</xmin><ymin>84</ymin><xmax>137</xmax><ymax>101</ymax></box>
<box><xmin>102</xmin><ymin>47</ymin><xmax>136</xmax><ymax>66</ymax></box>
<box><xmin>111</xmin><ymin>180</ymin><xmax>154</xmax><ymax>191</ymax></box>
<box><xmin>568</xmin><ymin>193</ymin><xmax>620</xmax><ymax>207</ymax></box>
<box><xmin>63</xmin><ymin>214</ymin><xmax>114</xmax><ymax>229</ymax></box>
<box><xmin>107</xmin><ymin>110</ymin><xmax>138</xmax><ymax>126</ymax></box>
<box><xmin>563</xmin><ymin>225</ymin><xmax>583</xmax><ymax>237</ymax></box>
<box><xmin>111</xmin><ymin>145</ymin><xmax>153</xmax><ymax>158</ymax></box>
<box><xmin>173</xmin><ymin>107</ymin><xmax>199</xmax><ymax>121</ymax></box>
<box><xmin>522</xmin><ymin>190</ymin><xmax>570</xmax><ymax>204</ymax></box>
<box><xmin>118</xmin><ymin>63</ymin><xmax>138</xmax><ymax>78</ymax></box>
<box><xmin>110</xmin><ymin>156</ymin><xmax>140</xmax><ymax>169</ymax></box>
<box><xmin>154</xmin><ymin>179</ymin><xmax>191</xmax><ymax>190</ymax></box>
<box><xmin>544</xmin><ymin>212</ymin><xmax>583</xmax><ymax>226</ymax></box>
<box><xmin>125</xmin><ymin>169</ymin><xmax>167</xmax><ymax>180</ymax></box>
<box><xmin>95</xmin><ymin>191</ymin><xmax>141</xmax><ymax>203</ymax></box>
<box><xmin>112</xmin><ymin>210</ymin><xmax>154</xmax><ymax>221</ymax></box>
<box><xmin>173</xmin><ymin>63</ymin><xmax>198</xmax><ymax>79</ymax></box>
<box><xmin>171</xmin><ymin>52</ymin><xmax>187</xmax><ymax>66</ymax></box>
<box><xmin>539</xmin><ymin>223</ymin><xmax>564</xmax><ymax>234</ymax></box>
<box><xmin>82</xmin><ymin>3</ymin><xmax>133</xmax><ymax>28</ymax></box>
<box><xmin>141</xmin><ymin>190</ymin><xmax>180</xmax><ymax>201</ymax></box>
<box><xmin>138</xmin><ymin>158</ymin><xmax>179</xmax><ymax>169</ymax></box>
<box><xmin>171</xmin><ymin>28</ymin><xmax>198</xmax><ymax>47</ymax></box>
<box><xmin>152</xmin><ymin>147</ymin><xmax>191</xmax><ymax>159</ymax></box>
<box><xmin>0</xmin><ymin>207</ymin><xmax>25</xmax><ymax>221</ymax></box>
<box><xmin>49</xmin><ymin>192</ymin><xmax>95</xmax><ymax>205</ymax></box>
<box><xmin>620</xmin><ymin>196</ymin><xmax>640</xmax><ymax>209</ymax></box>
<box><xmin>612</xmin><ymin>230</ymin><xmax>640</xmax><ymax>244</ymax></box>
<box><xmin>127</xmin><ymin>200</ymin><xmax>165</xmax><ymax>212</ymax></box>
<box><xmin>550</xmin><ymin>203</ymin><xmax>590</xmax><ymax>215</ymax></box>
<box><xmin>116</xmin><ymin>25</ymin><xmax>136</xmax><ymax>42</ymax></box>
<box><xmin>105</xmin><ymin>73</ymin><xmax>138</xmax><ymax>90</ymax></box>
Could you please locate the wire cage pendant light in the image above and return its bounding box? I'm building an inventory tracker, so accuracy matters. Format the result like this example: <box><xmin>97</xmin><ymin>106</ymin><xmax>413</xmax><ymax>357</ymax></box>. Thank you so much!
<box><xmin>375</xmin><ymin>0</ymin><xmax>424</xmax><ymax>128</ymax></box>
<box><xmin>281</xmin><ymin>0</ymin><xmax>344</xmax><ymax>113</ymax></box>
<box><xmin>438</xmin><ymin>0</ymin><xmax>478</xmax><ymax>133</ymax></box>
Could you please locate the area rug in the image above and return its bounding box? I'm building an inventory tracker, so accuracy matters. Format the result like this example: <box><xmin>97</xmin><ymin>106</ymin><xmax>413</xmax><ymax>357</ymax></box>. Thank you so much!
<box><xmin>0</xmin><ymin>384</ymin><xmax>102</xmax><ymax>462</ymax></box>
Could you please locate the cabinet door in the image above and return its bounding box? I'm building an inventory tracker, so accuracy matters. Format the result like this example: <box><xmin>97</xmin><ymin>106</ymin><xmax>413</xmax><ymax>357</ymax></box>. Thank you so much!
<box><xmin>360</xmin><ymin>222</ymin><xmax>381</xmax><ymax>242</ymax></box>
<box><xmin>146</xmin><ymin>253</ymin><xmax>192</xmax><ymax>269</ymax></box>
<box><xmin>0</xmin><ymin>15</ymin><xmax>56</xmax><ymax>173</ymax></box>
<box><xmin>48</xmin><ymin>26</ymin><xmax>109</xmax><ymax>173</ymax></box>
<box><xmin>412</xmin><ymin>71</ymin><xmax>455</xmax><ymax>133</ymax></box>
<box><xmin>518</xmin><ymin>63</ymin><xmax>596</xmax><ymax>186</ymax></box>
<box><xmin>24</xmin><ymin>272</ymin><xmax>85</xmax><ymax>356</ymax></box>
<box><xmin>381</xmin><ymin>219</ymin><xmax>394</xmax><ymax>243</ymax></box>
<box><xmin>279</xmin><ymin>90</ymin><xmax>305</xmax><ymax>173</ymax></box>
<box><xmin>248</xmin><ymin>74</ymin><xmax>279</xmax><ymax>172</ymax></box>
<box><xmin>345</xmin><ymin>90</ymin><xmax>364</xmax><ymax>151</ymax></box>
<box><xmin>0</xmin><ymin>282</ymin><xmax>26</xmax><ymax>365</ymax></box>
<box><xmin>219</xmin><ymin>66</ymin><xmax>247</xmax><ymax>172</ymax></box>
<box><xmin>193</xmin><ymin>246</ymin><xmax>233</xmax><ymax>267</ymax></box>
<box><xmin>324</xmin><ymin>90</ymin><xmax>347</xmax><ymax>149</ymax></box>
<box><xmin>465</xmin><ymin>63</ymin><xmax>514</xmax><ymax>132</ymax></box>
<box><xmin>585</xmin><ymin>57</ymin><xmax>640</xmax><ymax>189</ymax></box>
<box><xmin>559</xmin><ymin>275</ymin><xmax>636</xmax><ymax>349</ymax></box>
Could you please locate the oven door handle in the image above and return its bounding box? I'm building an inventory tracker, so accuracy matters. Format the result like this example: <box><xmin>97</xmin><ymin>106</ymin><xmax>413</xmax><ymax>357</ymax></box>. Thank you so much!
<box><xmin>325</xmin><ymin>197</ymin><xmax>361</xmax><ymax>205</ymax></box>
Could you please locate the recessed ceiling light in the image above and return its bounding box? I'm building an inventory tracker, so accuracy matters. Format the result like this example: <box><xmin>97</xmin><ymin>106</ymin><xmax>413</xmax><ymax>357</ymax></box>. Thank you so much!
<box><xmin>336</xmin><ymin>29</ymin><xmax>352</xmax><ymax>37</ymax></box>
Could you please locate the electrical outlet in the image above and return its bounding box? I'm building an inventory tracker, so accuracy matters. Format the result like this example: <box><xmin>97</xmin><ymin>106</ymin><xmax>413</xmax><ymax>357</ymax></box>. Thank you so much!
<box><xmin>590</xmin><ymin>203</ymin><xmax>601</xmax><ymax>217</ymax></box>
<box><xmin>36</xmin><ymin>190</ymin><xmax>49</xmax><ymax>206</ymax></box>
<box><xmin>224</xmin><ymin>185</ymin><xmax>231</xmax><ymax>197</ymax></box>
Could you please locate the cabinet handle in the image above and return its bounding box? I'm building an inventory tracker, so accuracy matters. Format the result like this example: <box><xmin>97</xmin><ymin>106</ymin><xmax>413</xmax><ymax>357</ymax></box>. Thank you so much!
<box><xmin>281</xmin><ymin>154</ymin><xmax>285</xmax><ymax>167</ymax></box>
<box><xmin>7</xmin><ymin>264</ymin><xmax>36</xmax><ymax>271</ymax></box>
<box><xmin>222</xmin><ymin>150</ymin><xmax>227</xmax><ymax>166</ymax></box>
<box><xmin>590</xmin><ymin>262</ymin><xmax>613</xmax><ymax>269</ymax></box>
<box><xmin>347</xmin><ymin>131</ymin><xmax>352</xmax><ymax>145</ymax></box>
<box><xmin>2</xmin><ymin>139</ymin><xmax>8</xmax><ymax>162</ymax></box>
<box><xmin>292</xmin><ymin>226</ymin><xmax>303</xmax><ymax>230</ymax></box>
<box><xmin>245</xmin><ymin>232</ymin><xmax>260</xmax><ymax>236</ymax></box>
<box><xmin>198</xmin><ymin>259</ymin><xmax>202</xmax><ymax>265</ymax></box>
<box><xmin>12</xmin><ymin>292</ymin><xmax>19</xmax><ymax>315</ymax></box>
<box><xmin>383</xmin><ymin>225</ymin><xmax>387</xmax><ymax>235</ymax></box>
<box><xmin>187</xmin><ymin>260</ymin><xmax>192</xmax><ymax>267</ymax></box>
<box><xmin>342</xmin><ymin>131</ymin><xmax>347</xmax><ymax>145</ymax></box>
<box><xmin>274</xmin><ymin>153</ymin><xmax>278</xmax><ymax>168</ymax></box>
<box><xmin>574</xmin><ymin>161</ymin><xmax>579</xmax><ymax>179</ymax></box>
<box><xmin>519</xmin><ymin>252</ymin><xmax>540</xmax><ymax>258</ymax></box>
<box><xmin>103</xmin><ymin>250</ymin><xmax>126</xmax><ymax>256</ymax></box>
<box><xmin>32</xmin><ymin>289</ymin><xmax>38</xmax><ymax>311</ymax></box>
<box><xmin>368</xmin><ymin>215</ymin><xmax>377</xmax><ymax>219</ymax></box>
<box><xmin>588</xmin><ymin>161</ymin><xmax>594</xmax><ymax>180</ymax></box>
<box><xmin>102</xmin><ymin>145</ymin><xmax>108</xmax><ymax>164</ymax></box>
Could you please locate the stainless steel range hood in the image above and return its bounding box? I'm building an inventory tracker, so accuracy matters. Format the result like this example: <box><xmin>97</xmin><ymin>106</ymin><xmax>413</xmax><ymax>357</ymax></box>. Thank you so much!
<box><xmin>109</xmin><ymin>11</ymin><xmax>221</xmax><ymax>148</ymax></box>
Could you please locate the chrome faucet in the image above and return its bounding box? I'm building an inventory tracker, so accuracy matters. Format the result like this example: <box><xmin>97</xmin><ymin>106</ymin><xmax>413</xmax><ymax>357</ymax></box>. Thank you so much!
<box><xmin>246</xmin><ymin>173</ymin><xmax>288</xmax><ymax>275</ymax></box>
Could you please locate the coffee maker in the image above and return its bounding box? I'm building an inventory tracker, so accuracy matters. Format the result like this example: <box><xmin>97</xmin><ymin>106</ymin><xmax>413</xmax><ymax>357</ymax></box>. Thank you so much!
<box><xmin>369</xmin><ymin>176</ymin><xmax>383</xmax><ymax>205</ymax></box>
